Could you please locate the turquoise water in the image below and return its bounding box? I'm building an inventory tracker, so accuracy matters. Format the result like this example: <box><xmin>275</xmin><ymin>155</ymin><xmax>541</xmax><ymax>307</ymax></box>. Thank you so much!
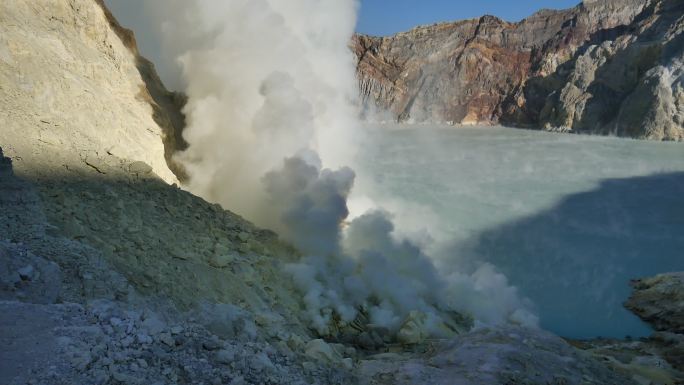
<box><xmin>357</xmin><ymin>125</ymin><xmax>684</xmax><ymax>338</ymax></box>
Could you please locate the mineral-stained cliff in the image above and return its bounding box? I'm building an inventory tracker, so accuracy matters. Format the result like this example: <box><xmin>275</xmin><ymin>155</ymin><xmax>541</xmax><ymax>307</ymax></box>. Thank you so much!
<box><xmin>354</xmin><ymin>0</ymin><xmax>684</xmax><ymax>141</ymax></box>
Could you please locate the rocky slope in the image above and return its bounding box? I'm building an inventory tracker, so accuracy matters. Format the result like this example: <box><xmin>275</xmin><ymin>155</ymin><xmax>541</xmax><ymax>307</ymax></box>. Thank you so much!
<box><xmin>1</xmin><ymin>1</ymin><xmax>682</xmax><ymax>384</ymax></box>
<box><xmin>354</xmin><ymin>0</ymin><xmax>684</xmax><ymax>141</ymax></box>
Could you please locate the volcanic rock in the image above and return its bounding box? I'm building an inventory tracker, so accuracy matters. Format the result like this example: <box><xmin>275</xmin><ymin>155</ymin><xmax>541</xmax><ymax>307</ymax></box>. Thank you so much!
<box><xmin>354</xmin><ymin>0</ymin><xmax>684</xmax><ymax>140</ymax></box>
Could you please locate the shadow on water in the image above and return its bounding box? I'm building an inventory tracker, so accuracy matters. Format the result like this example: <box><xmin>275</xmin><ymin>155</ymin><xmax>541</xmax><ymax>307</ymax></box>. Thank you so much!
<box><xmin>455</xmin><ymin>172</ymin><xmax>684</xmax><ymax>339</ymax></box>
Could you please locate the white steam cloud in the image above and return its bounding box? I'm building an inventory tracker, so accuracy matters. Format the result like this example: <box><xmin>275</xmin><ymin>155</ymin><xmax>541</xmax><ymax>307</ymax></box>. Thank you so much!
<box><xmin>139</xmin><ymin>0</ymin><xmax>537</xmax><ymax>339</ymax></box>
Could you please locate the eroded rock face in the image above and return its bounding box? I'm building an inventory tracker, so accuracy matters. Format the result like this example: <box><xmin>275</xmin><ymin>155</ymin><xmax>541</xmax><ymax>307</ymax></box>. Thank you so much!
<box><xmin>625</xmin><ymin>272</ymin><xmax>684</xmax><ymax>334</ymax></box>
<box><xmin>0</xmin><ymin>0</ymin><xmax>185</xmax><ymax>184</ymax></box>
<box><xmin>580</xmin><ymin>271</ymin><xmax>684</xmax><ymax>380</ymax></box>
<box><xmin>354</xmin><ymin>0</ymin><xmax>684</xmax><ymax>141</ymax></box>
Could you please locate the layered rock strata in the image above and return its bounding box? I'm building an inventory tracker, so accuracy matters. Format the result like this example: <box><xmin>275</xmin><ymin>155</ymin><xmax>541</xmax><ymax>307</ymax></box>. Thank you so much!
<box><xmin>354</xmin><ymin>0</ymin><xmax>684</xmax><ymax>140</ymax></box>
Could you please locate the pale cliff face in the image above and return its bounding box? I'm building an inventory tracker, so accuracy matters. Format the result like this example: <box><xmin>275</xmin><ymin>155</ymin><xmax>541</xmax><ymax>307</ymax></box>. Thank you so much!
<box><xmin>354</xmin><ymin>0</ymin><xmax>684</xmax><ymax>141</ymax></box>
<box><xmin>0</xmin><ymin>0</ymin><xmax>181</xmax><ymax>183</ymax></box>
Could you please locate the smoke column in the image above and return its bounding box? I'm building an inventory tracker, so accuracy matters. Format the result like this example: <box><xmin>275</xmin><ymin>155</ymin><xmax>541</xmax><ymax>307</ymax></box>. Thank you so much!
<box><xmin>146</xmin><ymin>0</ymin><xmax>537</xmax><ymax>338</ymax></box>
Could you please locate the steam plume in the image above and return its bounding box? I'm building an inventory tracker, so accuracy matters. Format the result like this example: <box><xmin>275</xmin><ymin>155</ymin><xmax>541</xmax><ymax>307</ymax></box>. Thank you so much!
<box><xmin>141</xmin><ymin>0</ymin><xmax>537</xmax><ymax>338</ymax></box>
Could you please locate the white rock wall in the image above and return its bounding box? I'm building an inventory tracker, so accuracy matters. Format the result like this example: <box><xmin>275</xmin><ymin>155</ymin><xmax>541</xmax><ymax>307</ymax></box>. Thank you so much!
<box><xmin>0</xmin><ymin>0</ymin><xmax>177</xmax><ymax>183</ymax></box>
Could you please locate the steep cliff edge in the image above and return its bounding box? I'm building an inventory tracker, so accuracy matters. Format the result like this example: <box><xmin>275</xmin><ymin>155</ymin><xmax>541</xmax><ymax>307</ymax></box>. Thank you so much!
<box><xmin>0</xmin><ymin>0</ymin><xmax>186</xmax><ymax>183</ymax></box>
<box><xmin>354</xmin><ymin>0</ymin><xmax>684</xmax><ymax>141</ymax></box>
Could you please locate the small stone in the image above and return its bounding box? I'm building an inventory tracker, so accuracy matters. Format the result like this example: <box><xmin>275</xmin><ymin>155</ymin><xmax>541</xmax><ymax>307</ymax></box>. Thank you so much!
<box><xmin>136</xmin><ymin>358</ymin><xmax>148</xmax><ymax>368</ymax></box>
<box><xmin>170</xmin><ymin>325</ymin><xmax>184</xmax><ymax>335</ymax></box>
<box><xmin>129</xmin><ymin>161</ymin><xmax>153</xmax><ymax>174</ymax></box>
<box><xmin>141</xmin><ymin>314</ymin><xmax>166</xmax><ymax>335</ymax></box>
<box><xmin>7</xmin><ymin>272</ymin><xmax>21</xmax><ymax>286</ymax></box>
<box><xmin>70</xmin><ymin>352</ymin><xmax>92</xmax><ymax>371</ymax></box>
<box><xmin>18</xmin><ymin>265</ymin><xmax>34</xmax><ymax>280</ymax></box>
<box><xmin>215</xmin><ymin>349</ymin><xmax>235</xmax><ymax>364</ymax></box>
<box><xmin>305</xmin><ymin>339</ymin><xmax>341</xmax><ymax>364</ymax></box>
<box><xmin>158</xmin><ymin>333</ymin><xmax>175</xmax><ymax>347</ymax></box>
<box><xmin>112</xmin><ymin>371</ymin><xmax>138</xmax><ymax>383</ymax></box>
<box><xmin>120</xmin><ymin>336</ymin><xmax>134</xmax><ymax>348</ymax></box>
<box><xmin>124</xmin><ymin>310</ymin><xmax>142</xmax><ymax>323</ymax></box>
<box><xmin>209</xmin><ymin>253</ymin><xmax>235</xmax><ymax>268</ymax></box>
<box><xmin>397</xmin><ymin>311</ymin><xmax>430</xmax><ymax>345</ymax></box>
<box><xmin>239</xmin><ymin>243</ymin><xmax>250</xmax><ymax>254</ymax></box>
<box><xmin>91</xmin><ymin>370</ymin><xmax>110</xmax><ymax>384</ymax></box>
<box><xmin>249</xmin><ymin>353</ymin><xmax>274</xmax><ymax>373</ymax></box>
<box><xmin>202</xmin><ymin>338</ymin><xmax>222</xmax><ymax>351</ymax></box>
<box><xmin>238</xmin><ymin>232</ymin><xmax>250</xmax><ymax>242</ymax></box>
<box><xmin>82</xmin><ymin>191</ymin><xmax>95</xmax><ymax>200</ymax></box>
<box><xmin>345</xmin><ymin>346</ymin><xmax>356</xmax><ymax>357</ymax></box>
<box><xmin>136</xmin><ymin>333</ymin><xmax>153</xmax><ymax>344</ymax></box>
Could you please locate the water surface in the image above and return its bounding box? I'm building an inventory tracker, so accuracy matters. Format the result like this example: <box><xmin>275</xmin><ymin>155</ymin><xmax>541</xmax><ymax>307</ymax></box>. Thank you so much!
<box><xmin>357</xmin><ymin>125</ymin><xmax>684</xmax><ymax>338</ymax></box>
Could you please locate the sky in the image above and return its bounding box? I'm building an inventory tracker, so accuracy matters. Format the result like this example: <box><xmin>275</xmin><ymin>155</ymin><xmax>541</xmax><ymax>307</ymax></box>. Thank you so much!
<box><xmin>357</xmin><ymin>0</ymin><xmax>581</xmax><ymax>36</ymax></box>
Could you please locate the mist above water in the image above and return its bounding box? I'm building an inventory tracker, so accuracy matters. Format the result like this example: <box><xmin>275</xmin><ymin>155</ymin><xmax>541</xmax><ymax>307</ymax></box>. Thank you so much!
<box><xmin>357</xmin><ymin>125</ymin><xmax>684</xmax><ymax>338</ymax></box>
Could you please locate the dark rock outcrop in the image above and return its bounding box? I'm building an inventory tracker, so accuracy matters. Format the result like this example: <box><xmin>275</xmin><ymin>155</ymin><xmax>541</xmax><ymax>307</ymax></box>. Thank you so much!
<box><xmin>354</xmin><ymin>0</ymin><xmax>684</xmax><ymax>141</ymax></box>
<box><xmin>94</xmin><ymin>0</ymin><xmax>189</xmax><ymax>180</ymax></box>
<box><xmin>625</xmin><ymin>272</ymin><xmax>684</xmax><ymax>334</ymax></box>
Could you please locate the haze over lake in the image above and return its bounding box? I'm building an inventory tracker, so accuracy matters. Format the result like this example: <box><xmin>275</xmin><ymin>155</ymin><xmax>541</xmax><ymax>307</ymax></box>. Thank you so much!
<box><xmin>357</xmin><ymin>125</ymin><xmax>684</xmax><ymax>339</ymax></box>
